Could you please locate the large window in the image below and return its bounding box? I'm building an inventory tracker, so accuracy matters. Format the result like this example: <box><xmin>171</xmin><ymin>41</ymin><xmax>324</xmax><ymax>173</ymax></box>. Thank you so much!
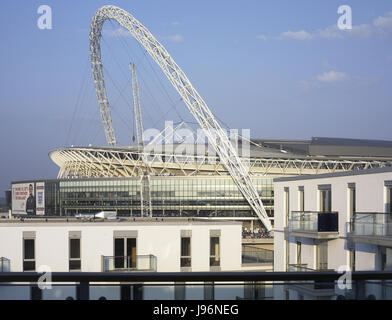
<box><xmin>298</xmin><ymin>187</ymin><xmax>304</xmax><ymax>211</ymax></box>
<box><xmin>349</xmin><ymin>247</ymin><xmax>356</xmax><ymax>271</ymax></box>
<box><xmin>114</xmin><ymin>232</ymin><xmax>137</xmax><ymax>270</ymax></box>
<box><xmin>348</xmin><ymin>183</ymin><xmax>356</xmax><ymax>220</ymax></box>
<box><xmin>316</xmin><ymin>240</ymin><xmax>328</xmax><ymax>270</ymax></box>
<box><xmin>69</xmin><ymin>238</ymin><xmax>81</xmax><ymax>271</ymax></box>
<box><xmin>296</xmin><ymin>241</ymin><xmax>302</xmax><ymax>265</ymax></box>
<box><xmin>180</xmin><ymin>237</ymin><xmax>191</xmax><ymax>268</ymax></box>
<box><xmin>23</xmin><ymin>239</ymin><xmax>35</xmax><ymax>271</ymax></box>
<box><xmin>319</xmin><ymin>185</ymin><xmax>331</xmax><ymax>212</ymax></box>
<box><xmin>210</xmin><ymin>237</ymin><xmax>220</xmax><ymax>267</ymax></box>
<box><xmin>386</xmin><ymin>183</ymin><xmax>392</xmax><ymax>214</ymax></box>
<box><xmin>284</xmin><ymin>187</ymin><xmax>290</xmax><ymax>227</ymax></box>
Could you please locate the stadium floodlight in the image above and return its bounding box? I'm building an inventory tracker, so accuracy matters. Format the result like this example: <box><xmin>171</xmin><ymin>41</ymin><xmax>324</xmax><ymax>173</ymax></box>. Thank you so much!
<box><xmin>89</xmin><ymin>5</ymin><xmax>272</xmax><ymax>231</ymax></box>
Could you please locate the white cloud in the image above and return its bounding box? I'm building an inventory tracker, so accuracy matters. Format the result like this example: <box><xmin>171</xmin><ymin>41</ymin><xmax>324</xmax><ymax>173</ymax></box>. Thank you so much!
<box><xmin>256</xmin><ymin>34</ymin><xmax>267</xmax><ymax>40</ymax></box>
<box><xmin>316</xmin><ymin>70</ymin><xmax>349</xmax><ymax>83</ymax></box>
<box><xmin>373</xmin><ymin>11</ymin><xmax>392</xmax><ymax>29</ymax></box>
<box><xmin>348</xmin><ymin>24</ymin><xmax>375</xmax><ymax>38</ymax></box>
<box><xmin>279</xmin><ymin>11</ymin><xmax>392</xmax><ymax>41</ymax></box>
<box><xmin>279</xmin><ymin>30</ymin><xmax>313</xmax><ymax>40</ymax></box>
<box><xmin>171</xmin><ymin>21</ymin><xmax>180</xmax><ymax>26</ymax></box>
<box><xmin>166</xmin><ymin>34</ymin><xmax>184</xmax><ymax>42</ymax></box>
<box><xmin>315</xmin><ymin>25</ymin><xmax>344</xmax><ymax>39</ymax></box>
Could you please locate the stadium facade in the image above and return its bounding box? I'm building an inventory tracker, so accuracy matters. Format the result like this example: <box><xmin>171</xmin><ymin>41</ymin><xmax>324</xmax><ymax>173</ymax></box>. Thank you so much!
<box><xmin>10</xmin><ymin>137</ymin><xmax>392</xmax><ymax>233</ymax></box>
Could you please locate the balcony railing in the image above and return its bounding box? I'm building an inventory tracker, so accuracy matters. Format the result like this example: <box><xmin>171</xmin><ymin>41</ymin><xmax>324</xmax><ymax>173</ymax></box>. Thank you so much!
<box><xmin>289</xmin><ymin>211</ymin><xmax>338</xmax><ymax>233</ymax></box>
<box><xmin>102</xmin><ymin>255</ymin><xmax>156</xmax><ymax>272</ymax></box>
<box><xmin>287</xmin><ymin>264</ymin><xmax>315</xmax><ymax>272</ymax></box>
<box><xmin>242</xmin><ymin>246</ymin><xmax>273</xmax><ymax>264</ymax></box>
<box><xmin>0</xmin><ymin>258</ymin><xmax>10</xmax><ymax>272</ymax></box>
<box><xmin>349</xmin><ymin>213</ymin><xmax>392</xmax><ymax>237</ymax></box>
<box><xmin>0</xmin><ymin>271</ymin><xmax>392</xmax><ymax>300</ymax></box>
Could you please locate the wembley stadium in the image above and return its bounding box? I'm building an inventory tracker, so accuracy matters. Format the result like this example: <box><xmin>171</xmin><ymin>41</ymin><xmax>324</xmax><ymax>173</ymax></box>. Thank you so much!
<box><xmin>9</xmin><ymin>6</ymin><xmax>392</xmax><ymax>236</ymax></box>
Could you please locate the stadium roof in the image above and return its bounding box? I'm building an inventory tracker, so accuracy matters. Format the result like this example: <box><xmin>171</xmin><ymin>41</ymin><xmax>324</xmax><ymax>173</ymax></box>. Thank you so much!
<box><xmin>252</xmin><ymin>137</ymin><xmax>392</xmax><ymax>158</ymax></box>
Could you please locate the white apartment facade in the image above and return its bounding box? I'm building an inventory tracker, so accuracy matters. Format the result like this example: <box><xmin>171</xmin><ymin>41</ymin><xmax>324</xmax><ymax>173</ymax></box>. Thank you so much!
<box><xmin>273</xmin><ymin>167</ymin><xmax>392</xmax><ymax>299</ymax></box>
<box><xmin>0</xmin><ymin>218</ymin><xmax>245</xmax><ymax>300</ymax></box>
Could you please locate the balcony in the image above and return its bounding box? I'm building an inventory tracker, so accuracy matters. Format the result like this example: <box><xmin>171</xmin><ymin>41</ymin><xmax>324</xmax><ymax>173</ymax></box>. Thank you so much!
<box><xmin>348</xmin><ymin>213</ymin><xmax>392</xmax><ymax>246</ymax></box>
<box><xmin>287</xmin><ymin>211</ymin><xmax>339</xmax><ymax>239</ymax></box>
<box><xmin>242</xmin><ymin>246</ymin><xmax>273</xmax><ymax>265</ymax></box>
<box><xmin>102</xmin><ymin>255</ymin><xmax>157</xmax><ymax>272</ymax></box>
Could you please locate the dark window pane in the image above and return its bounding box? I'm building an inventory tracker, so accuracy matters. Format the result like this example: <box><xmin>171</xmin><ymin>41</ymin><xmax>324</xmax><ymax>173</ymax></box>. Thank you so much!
<box><xmin>210</xmin><ymin>257</ymin><xmax>220</xmax><ymax>267</ymax></box>
<box><xmin>181</xmin><ymin>237</ymin><xmax>191</xmax><ymax>257</ymax></box>
<box><xmin>114</xmin><ymin>238</ymin><xmax>124</xmax><ymax>269</ymax></box>
<box><xmin>181</xmin><ymin>257</ymin><xmax>191</xmax><ymax>267</ymax></box>
<box><xmin>23</xmin><ymin>260</ymin><xmax>35</xmax><ymax>271</ymax></box>
<box><xmin>69</xmin><ymin>260</ymin><xmax>81</xmax><ymax>270</ymax></box>
<box><xmin>24</xmin><ymin>239</ymin><xmax>35</xmax><ymax>260</ymax></box>
<box><xmin>70</xmin><ymin>239</ymin><xmax>80</xmax><ymax>259</ymax></box>
<box><xmin>114</xmin><ymin>238</ymin><xmax>124</xmax><ymax>257</ymax></box>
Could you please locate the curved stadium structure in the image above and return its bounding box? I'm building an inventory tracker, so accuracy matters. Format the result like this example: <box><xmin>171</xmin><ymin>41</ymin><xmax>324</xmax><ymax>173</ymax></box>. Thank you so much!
<box><xmin>50</xmin><ymin>137</ymin><xmax>392</xmax><ymax>179</ymax></box>
<box><xmin>42</xmin><ymin>137</ymin><xmax>392</xmax><ymax>233</ymax></box>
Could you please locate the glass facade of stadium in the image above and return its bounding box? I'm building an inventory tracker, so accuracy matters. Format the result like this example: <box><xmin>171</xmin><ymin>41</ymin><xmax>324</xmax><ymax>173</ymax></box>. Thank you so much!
<box><xmin>12</xmin><ymin>176</ymin><xmax>274</xmax><ymax>223</ymax></box>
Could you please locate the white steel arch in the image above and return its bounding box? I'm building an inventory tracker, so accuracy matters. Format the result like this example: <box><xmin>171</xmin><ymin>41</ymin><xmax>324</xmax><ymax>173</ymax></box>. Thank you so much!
<box><xmin>89</xmin><ymin>5</ymin><xmax>272</xmax><ymax>231</ymax></box>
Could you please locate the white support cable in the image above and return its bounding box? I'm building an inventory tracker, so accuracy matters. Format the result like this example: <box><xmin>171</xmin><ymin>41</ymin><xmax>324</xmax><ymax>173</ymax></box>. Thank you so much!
<box><xmin>130</xmin><ymin>63</ymin><xmax>152</xmax><ymax>217</ymax></box>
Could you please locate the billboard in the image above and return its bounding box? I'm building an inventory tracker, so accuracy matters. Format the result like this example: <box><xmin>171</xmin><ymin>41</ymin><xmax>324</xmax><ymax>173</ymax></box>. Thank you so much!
<box><xmin>12</xmin><ymin>182</ymin><xmax>40</xmax><ymax>215</ymax></box>
<box><xmin>36</xmin><ymin>182</ymin><xmax>45</xmax><ymax>216</ymax></box>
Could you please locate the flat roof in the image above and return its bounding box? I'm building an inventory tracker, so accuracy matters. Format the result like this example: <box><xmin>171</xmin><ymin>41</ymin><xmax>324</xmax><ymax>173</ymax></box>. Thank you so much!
<box><xmin>0</xmin><ymin>217</ymin><xmax>242</xmax><ymax>226</ymax></box>
<box><xmin>274</xmin><ymin>166</ymin><xmax>392</xmax><ymax>183</ymax></box>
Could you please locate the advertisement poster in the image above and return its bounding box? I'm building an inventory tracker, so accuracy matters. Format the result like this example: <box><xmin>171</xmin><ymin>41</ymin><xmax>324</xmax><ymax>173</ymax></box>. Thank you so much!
<box><xmin>12</xmin><ymin>183</ymin><xmax>36</xmax><ymax>215</ymax></box>
<box><xmin>35</xmin><ymin>182</ymin><xmax>45</xmax><ymax>216</ymax></box>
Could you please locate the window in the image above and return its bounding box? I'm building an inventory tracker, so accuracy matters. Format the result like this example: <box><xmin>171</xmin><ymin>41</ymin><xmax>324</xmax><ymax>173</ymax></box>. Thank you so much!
<box><xmin>298</xmin><ymin>188</ymin><xmax>304</xmax><ymax>212</ymax></box>
<box><xmin>284</xmin><ymin>187</ymin><xmax>290</xmax><ymax>227</ymax></box>
<box><xmin>210</xmin><ymin>237</ymin><xmax>220</xmax><ymax>267</ymax></box>
<box><xmin>386</xmin><ymin>183</ymin><xmax>392</xmax><ymax>214</ymax></box>
<box><xmin>349</xmin><ymin>248</ymin><xmax>356</xmax><ymax>272</ymax></box>
<box><xmin>348</xmin><ymin>184</ymin><xmax>356</xmax><ymax>220</ymax></box>
<box><xmin>69</xmin><ymin>238</ymin><xmax>81</xmax><ymax>271</ymax></box>
<box><xmin>180</xmin><ymin>237</ymin><xmax>191</xmax><ymax>268</ymax></box>
<box><xmin>296</xmin><ymin>241</ymin><xmax>302</xmax><ymax>265</ymax></box>
<box><xmin>23</xmin><ymin>239</ymin><xmax>35</xmax><ymax>271</ymax></box>
<box><xmin>114</xmin><ymin>237</ymin><xmax>137</xmax><ymax>269</ymax></box>
<box><xmin>319</xmin><ymin>185</ymin><xmax>331</xmax><ymax>212</ymax></box>
<box><xmin>316</xmin><ymin>240</ymin><xmax>328</xmax><ymax>270</ymax></box>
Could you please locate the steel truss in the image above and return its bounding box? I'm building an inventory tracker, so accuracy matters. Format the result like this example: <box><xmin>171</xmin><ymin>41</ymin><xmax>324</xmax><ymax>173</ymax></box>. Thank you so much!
<box><xmin>50</xmin><ymin>147</ymin><xmax>391</xmax><ymax>179</ymax></box>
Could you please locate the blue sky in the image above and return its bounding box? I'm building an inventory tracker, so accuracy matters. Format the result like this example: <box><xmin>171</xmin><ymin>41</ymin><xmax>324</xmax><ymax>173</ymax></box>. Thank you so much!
<box><xmin>0</xmin><ymin>0</ymin><xmax>391</xmax><ymax>193</ymax></box>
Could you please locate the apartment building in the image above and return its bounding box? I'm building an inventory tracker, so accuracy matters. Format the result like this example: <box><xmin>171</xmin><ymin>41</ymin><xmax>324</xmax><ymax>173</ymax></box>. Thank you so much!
<box><xmin>273</xmin><ymin>167</ymin><xmax>392</xmax><ymax>299</ymax></box>
<box><xmin>0</xmin><ymin>217</ymin><xmax>243</xmax><ymax>299</ymax></box>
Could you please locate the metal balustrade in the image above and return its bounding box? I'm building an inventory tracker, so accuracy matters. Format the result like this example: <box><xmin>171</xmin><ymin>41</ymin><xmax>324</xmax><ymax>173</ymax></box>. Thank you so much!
<box><xmin>102</xmin><ymin>255</ymin><xmax>156</xmax><ymax>272</ymax></box>
<box><xmin>0</xmin><ymin>271</ymin><xmax>392</xmax><ymax>300</ymax></box>
<box><xmin>289</xmin><ymin>211</ymin><xmax>338</xmax><ymax>233</ymax></box>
